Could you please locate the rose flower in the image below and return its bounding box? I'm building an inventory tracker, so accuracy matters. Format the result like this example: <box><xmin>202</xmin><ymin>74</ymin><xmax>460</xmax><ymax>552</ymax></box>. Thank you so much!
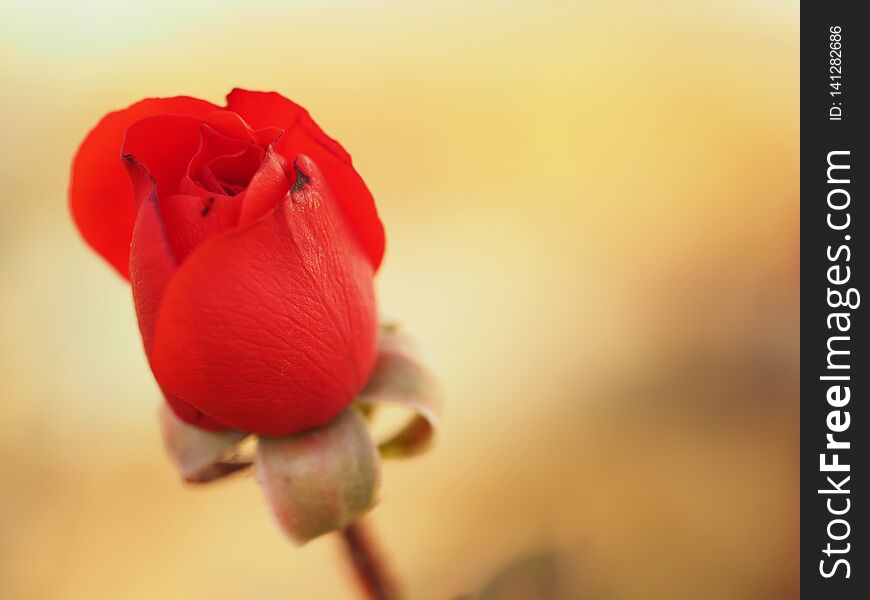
<box><xmin>70</xmin><ymin>89</ymin><xmax>385</xmax><ymax>436</ymax></box>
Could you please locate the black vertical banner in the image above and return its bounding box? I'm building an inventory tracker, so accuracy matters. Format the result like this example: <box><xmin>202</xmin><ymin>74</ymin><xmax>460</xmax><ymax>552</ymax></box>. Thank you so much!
<box><xmin>802</xmin><ymin>2</ymin><xmax>868</xmax><ymax>597</ymax></box>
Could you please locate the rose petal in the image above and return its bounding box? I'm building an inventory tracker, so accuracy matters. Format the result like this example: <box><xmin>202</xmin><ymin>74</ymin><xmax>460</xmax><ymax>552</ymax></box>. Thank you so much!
<box><xmin>159</xmin><ymin>404</ymin><xmax>250</xmax><ymax>483</ymax></box>
<box><xmin>256</xmin><ymin>408</ymin><xmax>381</xmax><ymax>544</ymax></box>
<box><xmin>158</xmin><ymin>193</ymin><xmax>243</xmax><ymax>262</ymax></box>
<box><xmin>186</xmin><ymin>123</ymin><xmax>252</xmax><ymax>187</ymax></box>
<box><xmin>356</xmin><ymin>324</ymin><xmax>441</xmax><ymax>459</ymax></box>
<box><xmin>150</xmin><ymin>156</ymin><xmax>378</xmax><ymax>435</ymax></box>
<box><xmin>126</xmin><ymin>156</ymin><xmax>226</xmax><ymax>431</ymax></box>
<box><xmin>238</xmin><ymin>147</ymin><xmax>292</xmax><ymax>224</ymax></box>
<box><xmin>70</xmin><ymin>96</ymin><xmax>219</xmax><ymax>278</ymax></box>
<box><xmin>126</xmin><ymin>156</ymin><xmax>177</xmax><ymax>356</ymax></box>
<box><xmin>122</xmin><ymin>115</ymin><xmax>205</xmax><ymax>198</ymax></box>
<box><xmin>225</xmin><ymin>89</ymin><xmax>385</xmax><ymax>270</ymax></box>
<box><xmin>162</xmin><ymin>392</ymin><xmax>226</xmax><ymax>432</ymax></box>
<box><xmin>208</xmin><ymin>144</ymin><xmax>264</xmax><ymax>190</ymax></box>
<box><xmin>201</xmin><ymin>110</ymin><xmax>282</xmax><ymax>147</ymax></box>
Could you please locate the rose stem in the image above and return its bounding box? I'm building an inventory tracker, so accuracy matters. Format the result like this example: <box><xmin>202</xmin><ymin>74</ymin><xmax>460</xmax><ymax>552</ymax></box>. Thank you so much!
<box><xmin>339</xmin><ymin>520</ymin><xmax>400</xmax><ymax>600</ymax></box>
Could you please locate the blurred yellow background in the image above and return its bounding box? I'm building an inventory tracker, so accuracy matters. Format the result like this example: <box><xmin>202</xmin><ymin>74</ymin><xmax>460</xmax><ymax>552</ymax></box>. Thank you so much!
<box><xmin>0</xmin><ymin>0</ymin><xmax>798</xmax><ymax>598</ymax></box>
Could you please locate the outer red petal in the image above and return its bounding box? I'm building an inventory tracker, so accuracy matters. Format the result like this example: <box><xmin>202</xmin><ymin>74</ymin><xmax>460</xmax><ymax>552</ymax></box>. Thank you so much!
<box><xmin>225</xmin><ymin>89</ymin><xmax>385</xmax><ymax>270</ymax></box>
<box><xmin>70</xmin><ymin>96</ymin><xmax>220</xmax><ymax>279</ymax></box>
<box><xmin>127</xmin><ymin>156</ymin><xmax>226</xmax><ymax>431</ymax></box>
<box><xmin>126</xmin><ymin>157</ymin><xmax>176</xmax><ymax>357</ymax></box>
<box><xmin>150</xmin><ymin>156</ymin><xmax>378</xmax><ymax>436</ymax></box>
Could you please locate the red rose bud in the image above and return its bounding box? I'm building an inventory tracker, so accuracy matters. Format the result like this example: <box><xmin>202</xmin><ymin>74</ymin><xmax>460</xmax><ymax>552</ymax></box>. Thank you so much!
<box><xmin>70</xmin><ymin>90</ymin><xmax>385</xmax><ymax>436</ymax></box>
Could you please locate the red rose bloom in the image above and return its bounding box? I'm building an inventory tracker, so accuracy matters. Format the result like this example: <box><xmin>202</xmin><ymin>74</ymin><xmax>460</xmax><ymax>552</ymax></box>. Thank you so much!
<box><xmin>70</xmin><ymin>89</ymin><xmax>384</xmax><ymax>436</ymax></box>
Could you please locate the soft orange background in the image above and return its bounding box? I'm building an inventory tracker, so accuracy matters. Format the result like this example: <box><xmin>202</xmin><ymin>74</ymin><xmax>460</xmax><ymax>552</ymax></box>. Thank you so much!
<box><xmin>0</xmin><ymin>1</ymin><xmax>798</xmax><ymax>598</ymax></box>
